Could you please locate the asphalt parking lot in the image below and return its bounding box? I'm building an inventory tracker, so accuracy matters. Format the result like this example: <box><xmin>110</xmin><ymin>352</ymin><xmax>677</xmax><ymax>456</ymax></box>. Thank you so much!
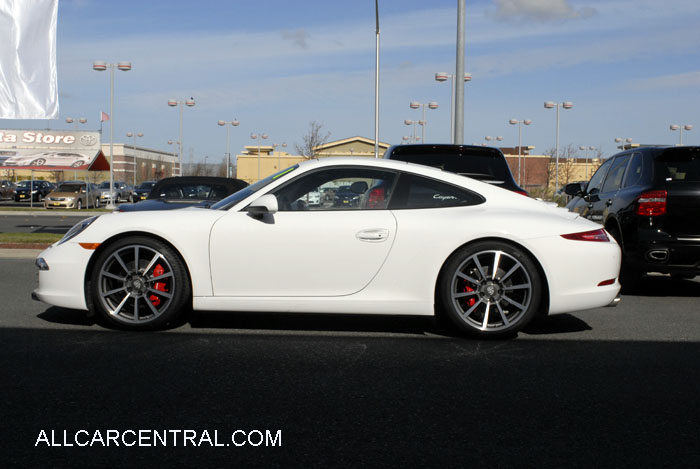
<box><xmin>1</xmin><ymin>250</ymin><xmax>699</xmax><ymax>466</ymax></box>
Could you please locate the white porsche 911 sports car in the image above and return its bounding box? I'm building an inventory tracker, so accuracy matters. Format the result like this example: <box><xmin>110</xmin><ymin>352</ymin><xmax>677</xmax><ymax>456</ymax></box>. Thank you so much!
<box><xmin>33</xmin><ymin>158</ymin><xmax>621</xmax><ymax>338</ymax></box>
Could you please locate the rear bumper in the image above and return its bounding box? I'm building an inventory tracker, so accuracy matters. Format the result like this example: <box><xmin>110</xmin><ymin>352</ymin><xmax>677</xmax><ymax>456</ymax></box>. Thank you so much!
<box><xmin>626</xmin><ymin>239</ymin><xmax>700</xmax><ymax>275</ymax></box>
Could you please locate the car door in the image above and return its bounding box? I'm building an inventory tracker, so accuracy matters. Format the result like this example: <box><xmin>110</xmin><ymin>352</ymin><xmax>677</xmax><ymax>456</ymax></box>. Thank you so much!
<box><xmin>567</xmin><ymin>157</ymin><xmax>613</xmax><ymax>218</ymax></box>
<box><xmin>209</xmin><ymin>166</ymin><xmax>399</xmax><ymax>297</ymax></box>
<box><xmin>589</xmin><ymin>154</ymin><xmax>631</xmax><ymax>223</ymax></box>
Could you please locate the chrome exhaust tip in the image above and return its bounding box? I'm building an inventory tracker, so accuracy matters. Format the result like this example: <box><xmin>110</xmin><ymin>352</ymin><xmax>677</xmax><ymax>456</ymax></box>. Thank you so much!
<box><xmin>607</xmin><ymin>295</ymin><xmax>621</xmax><ymax>307</ymax></box>
<box><xmin>646</xmin><ymin>249</ymin><xmax>669</xmax><ymax>262</ymax></box>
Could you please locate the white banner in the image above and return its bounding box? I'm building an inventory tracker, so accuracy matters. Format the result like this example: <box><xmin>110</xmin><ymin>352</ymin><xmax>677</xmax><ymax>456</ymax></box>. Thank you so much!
<box><xmin>0</xmin><ymin>0</ymin><xmax>58</xmax><ymax>119</ymax></box>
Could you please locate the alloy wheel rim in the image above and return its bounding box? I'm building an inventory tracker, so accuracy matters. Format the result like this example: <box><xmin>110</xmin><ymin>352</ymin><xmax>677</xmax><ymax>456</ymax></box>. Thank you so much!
<box><xmin>450</xmin><ymin>250</ymin><xmax>532</xmax><ymax>331</ymax></box>
<box><xmin>97</xmin><ymin>244</ymin><xmax>175</xmax><ymax>324</ymax></box>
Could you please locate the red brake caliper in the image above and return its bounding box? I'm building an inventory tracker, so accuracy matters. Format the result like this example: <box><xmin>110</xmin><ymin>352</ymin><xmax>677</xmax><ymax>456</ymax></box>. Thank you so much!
<box><xmin>149</xmin><ymin>264</ymin><xmax>168</xmax><ymax>307</ymax></box>
<box><xmin>463</xmin><ymin>284</ymin><xmax>476</xmax><ymax>307</ymax></box>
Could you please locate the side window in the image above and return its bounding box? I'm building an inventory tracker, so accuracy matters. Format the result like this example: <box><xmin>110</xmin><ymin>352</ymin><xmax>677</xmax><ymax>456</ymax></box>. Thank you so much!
<box><xmin>389</xmin><ymin>173</ymin><xmax>485</xmax><ymax>209</ymax></box>
<box><xmin>622</xmin><ymin>153</ymin><xmax>643</xmax><ymax>188</ymax></box>
<box><xmin>273</xmin><ymin>167</ymin><xmax>397</xmax><ymax>211</ymax></box>
<box><xmin>586</xmin><ymin>158</ymin><xmax>613</xmax><ymax>195</ymax></box>
<box><xmin>601</xmin><ymin>155</ymin><xmax>631</xmax><ymax>194</ymax></box>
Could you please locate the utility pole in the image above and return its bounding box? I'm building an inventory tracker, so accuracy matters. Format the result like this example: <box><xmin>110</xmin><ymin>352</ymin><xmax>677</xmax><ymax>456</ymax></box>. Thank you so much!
<box><xmin>454</xmin><ymin>0</ymin><xmax>466</xmax><ymax>144</ymax></box>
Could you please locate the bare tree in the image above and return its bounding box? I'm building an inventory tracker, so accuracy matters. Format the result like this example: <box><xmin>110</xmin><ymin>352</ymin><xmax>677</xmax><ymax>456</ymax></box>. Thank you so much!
<box><xmin>559</xmin><ymin>144</ymin><xmax>579</xmax><ymax>184</ymax></box>
<box><xmin>295</xmin><ymin>121</ymin><xmax>331</xmax><ymax>159</ymax></box>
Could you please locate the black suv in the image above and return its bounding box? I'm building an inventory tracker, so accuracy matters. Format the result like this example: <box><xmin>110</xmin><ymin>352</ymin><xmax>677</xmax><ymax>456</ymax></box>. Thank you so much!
<box><xmin>565</xmin><ymin>146</ymin><xmax>700</xmax><ymax>285</ymax></box>
<box><xmin>384</xmin><ymin>144</ymin><xmax>528</xmax><ymax>195</ymax></box>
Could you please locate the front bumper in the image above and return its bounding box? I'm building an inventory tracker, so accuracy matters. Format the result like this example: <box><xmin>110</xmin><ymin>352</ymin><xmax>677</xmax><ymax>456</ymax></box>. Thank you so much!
<box><xmin>32</xmin><ymin>242</ymin><xmax>94</xmax><ymax>310</ymax></box>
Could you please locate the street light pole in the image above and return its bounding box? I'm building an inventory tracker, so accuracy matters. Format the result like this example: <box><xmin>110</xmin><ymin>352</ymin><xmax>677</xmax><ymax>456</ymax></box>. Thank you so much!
<box><xmin>410</xmin><ymin>101</ymin><xmax>438</xmax><ymax>143</ymax></box>
<box><xmin>168</xmin><ymin>98</ymin><xmax>195</xmax><ymax>176</ymax></box>
<box><xmin>218</xmin><ymin>119</ymin><xmax>240</xmax><ymax>178</ymax></box>
<box><xmin>93</xmin><ymin>61</ymin><xmax>131</xmax><ymax>209</ymax></box>
<box><xmin>436</xmin><ymin>72</ymin><xmax>471</xmax><ymax>144</ymax></box>
<box><xmin>250</xmin><ymin>132</ymin><xmax>268</xmax><ymax>181</ymax></box>
<box><xmin>455</xmin><ymin>0</ymin><xmax>466</xmax><ymax>144</ymax></box>
<box><xmin>670</xmin><ymin>124</ymin><xmax>693</xmax><ymax>145</ymax></box>
<box><xmin>544</xmin><ymin>101</ymin><xmax>573</xmax><ymax>194</ymax></box>
<box><xmin>126</xmin><ymin>132</ymin><xmax>143</xmax><ymax>186</ymax></box>
<box><xmin>509</xmin><ymin>119</ymin><xmax>532</xmax><ymax>186</ymax></box>
<box><xmin>614</xmin><ymin>137</ymin><xmax>633</xmax><ymax>151</ymax></box>
<box><xmin>374</xmin><ymin>0</ymin><xmax>380</xmax><ymax>158</ymax></box>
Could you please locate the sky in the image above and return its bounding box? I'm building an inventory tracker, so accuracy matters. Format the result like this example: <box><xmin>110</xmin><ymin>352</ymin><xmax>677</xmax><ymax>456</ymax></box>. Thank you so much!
<box><xmin>4</xmin><ymin>0</ymin><xmax>700</xmax><ymax>163</ymax></box>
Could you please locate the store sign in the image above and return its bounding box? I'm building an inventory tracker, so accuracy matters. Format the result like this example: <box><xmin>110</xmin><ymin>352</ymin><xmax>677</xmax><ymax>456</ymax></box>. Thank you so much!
<box><xmin>0</xmin><ymin>129</ymin><xmax>102</xmax><ymax>170</ymax></box>
<box><xmin>0</xmin><ymin>130</ymin><xmax>99</xmax><ymax>149</ymax></box>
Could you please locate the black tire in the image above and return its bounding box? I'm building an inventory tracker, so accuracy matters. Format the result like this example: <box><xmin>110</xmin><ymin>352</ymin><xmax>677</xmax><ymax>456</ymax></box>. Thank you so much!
<box><xmin>71</xmin><ymin>160</ymin><xmax>85</xmax><ymax>167</ymax></box>
<box><xmin>439</xmin><ymin>241</ymin><xmax>542</xmax><ymax>339</ymax></box>
<box><xmin>76</xmin><ymin>199</ymin><xmax>83</xmax><ymax>210</ymax></box>
<box><xmin>30</xmin><ymin>158</ymin><xmax>46</xmax><ymax>166</ymax></box>
<box><xmin>89</xmin><ymin>236</ymin><xmax>191</xmax><ymax>330</ymax></box>
<box><xmin>94</xmin><ymin>198</ymin><xmax>100</xmax><ymax>209</ymax></box>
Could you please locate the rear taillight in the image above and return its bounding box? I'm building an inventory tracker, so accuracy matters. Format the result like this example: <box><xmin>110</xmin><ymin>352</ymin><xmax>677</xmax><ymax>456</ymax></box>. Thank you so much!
<box><xmin>635</xmin><ymin>190</ymin><xmax>667</xmax><ymax>216</ymax></box>
<box><xmin>514</xmin><ymin>190</ymin><xmax>529</xmax><ymax>197</ymax></box>
<box><xmin>561</xmin><ymin>229</ymin><xmax>610</xmax><ymax>242</ymax></box>
<box><xmin>367</xmin><ymin>187</ymin><xmax>386</xmax><ymax>209</ymax></box>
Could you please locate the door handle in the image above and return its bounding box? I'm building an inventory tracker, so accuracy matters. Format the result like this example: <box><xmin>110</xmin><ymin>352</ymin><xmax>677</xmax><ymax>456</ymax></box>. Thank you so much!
<box><xmin>356</xmin><ymin>228</ymin><xmax>390</xmax><ymax>242</ymax></box>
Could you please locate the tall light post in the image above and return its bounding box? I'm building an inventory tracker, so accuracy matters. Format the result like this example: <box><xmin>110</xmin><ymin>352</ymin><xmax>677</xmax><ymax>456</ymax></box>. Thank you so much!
<box><xmin>670</xmin><ymin>124</ymin><xmax>692</xmax><ymax>145</ymax></box>
<box><xmin>250</xmin><ymin>132</ymin><xmax>268</xmax><ymax>181</ymax></box>
<box><xmin>455</xmin><ymin>0</ymin><xmax>466</xmax><ymax>144</ymax></box>
<box><xmin>484</xmin><ymin>136</ymin><xmax>503</xmax><ymax>145</ymax></box>
<box><xmin>167</xmin><ymin>140</ymin><xmax>180</xmax><ymax>177</ymax></box>
<box><xmin>374</xmin><ymin>0</ymin><xmax>380</xmax><ymax>158</ymax></box>
<box><xmin>509</xmin><ymin>118</ymin><xmax>532</xmax><ymax>186</ymax></box>
<box><xmin>435</xmin><ymin>72</ymin><xmax>471</xmax><ymax>143</ymax></box>
<box><xmin>272</xmin><ymin>142</ymin><xmax>287</xmax><ymax>171</ymax></box>
<box><xmin>544</xmin><ymin>100</ymin><xmax>573</xmax><ymax>194</ymax></box>
<box><xmin>218</xmin><ymin>119</ymin><xmax>240</xmax><ymax>178</ymax></box>
<box><xmin>168</xmin><ymin>97</ymin><xmax>195</xmax><ymax>177</ymax></box>
<box><xmin>579</xmin><ymin>145</ymin><xmax>596</xmax><ymax>179</ymax></box>
<box><xmin>404</xmin><ymin>119</ymin><xmax>423</xmax><ymax>143</ymax></box>
<box><xmin>65</xmin><ymin>117</ymin><xmax>87</xmax><ymax>130</ymax></box>
<box><xmin>93</xmin><ymin>60</ymin><xmax>131</xmax><ymax>208</ymax></box>
<box><xmin>126</xmin><ymin>132</ymin><xmax>143</xmax><ymax>186</ymax></box>
<box><xmin>614</xmin><ymin>137</ymin><xmax>633</xmax><ymax>151</ymax></box>
<box><xmin>409</xmin><ymin>101</ymin><xmax>438</xmax><ymax>143</ymax></box>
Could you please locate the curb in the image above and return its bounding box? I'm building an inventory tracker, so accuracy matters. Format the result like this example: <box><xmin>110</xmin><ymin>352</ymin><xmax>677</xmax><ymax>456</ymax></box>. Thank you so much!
<box><xmin>0</xmin><ymin>248</ymin><xmax>43</xmax><ymax>259</ymax></box>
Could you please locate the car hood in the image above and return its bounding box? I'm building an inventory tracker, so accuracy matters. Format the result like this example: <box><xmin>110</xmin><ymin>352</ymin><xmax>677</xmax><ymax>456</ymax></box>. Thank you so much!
<box><xmin>118</xmin><ymin>199</ymin><xmax>210</xmax><ymax>212</ymax></box>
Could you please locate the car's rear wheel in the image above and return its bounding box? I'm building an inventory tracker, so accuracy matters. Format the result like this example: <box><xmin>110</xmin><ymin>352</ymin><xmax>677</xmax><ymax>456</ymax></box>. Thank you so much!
<box><xmin>90</xmin><ymin>237</ymin><xmax>190</xmax><ymax>330</ymax></box>
<box><xmin>439</xmin><ymin>241</ymin><xmax>542</xmax><ymax>338</ymax></box>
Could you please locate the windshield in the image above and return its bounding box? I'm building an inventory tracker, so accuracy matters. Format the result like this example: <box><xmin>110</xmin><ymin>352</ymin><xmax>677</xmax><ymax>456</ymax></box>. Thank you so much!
<box><xmin>137</xmin><ymin>182</ymin><xmax>155</xmax><ymax>189</ymax></box>
<box><xmin>97</xmin><ymin>182</ymin><xmax>111</xmax><ymax>189</ymax></box>
<box><xmin>17</xmin><ymin>181</ymin><xmax>34</xmax><ymax>188</ymax></box>
<box><xmin>211</xmin><ymin>165</ymin><xmax>299</xmax><ymax>210</ymax></box>
<box><xmin>58</xmin><ymin>184</ymin><xmax>83</xmax><ymax>192</ymax></box>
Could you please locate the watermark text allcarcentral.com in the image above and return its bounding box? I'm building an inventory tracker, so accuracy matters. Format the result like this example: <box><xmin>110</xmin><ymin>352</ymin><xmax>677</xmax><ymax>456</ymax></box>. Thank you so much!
<box><xmin>35</xmin><ymin>429</ymin><xmax>282</xmax><ymax>447</ymax></box>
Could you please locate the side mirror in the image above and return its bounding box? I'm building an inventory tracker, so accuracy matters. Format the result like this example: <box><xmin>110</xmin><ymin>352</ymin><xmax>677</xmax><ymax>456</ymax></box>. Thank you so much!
<box><xmin>564</xmin><ymin>182</ymin><xmax>583</xmax><ymax>197</ymax></box>
<box><xmin>247</xmin><ymin>194</ymin><xmax>278</xmax><ymax>217</ymax></box>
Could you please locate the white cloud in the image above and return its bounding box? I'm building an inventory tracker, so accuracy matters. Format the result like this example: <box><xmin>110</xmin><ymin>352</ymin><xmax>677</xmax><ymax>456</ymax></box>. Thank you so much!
<box><xmin>490</xmin><ymin>0</ymin><xmax>597</xmax><ymax>22</ymax></box>
<box><xmin>627</xmin><ymin>71</ymin><xmax>700</xmax><ymax>90</ymax></box>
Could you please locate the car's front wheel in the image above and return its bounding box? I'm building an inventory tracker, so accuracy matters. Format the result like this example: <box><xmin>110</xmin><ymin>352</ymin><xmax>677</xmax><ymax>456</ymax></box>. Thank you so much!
<box><xmin>89</xmin><ymin>237</ymin><xmax>191</xmax><ymax>330</ymax></box>
<box><xmin>439</xmin><ymin>241</ymin><xmax>542</xmax><ymax>338</ymax></box>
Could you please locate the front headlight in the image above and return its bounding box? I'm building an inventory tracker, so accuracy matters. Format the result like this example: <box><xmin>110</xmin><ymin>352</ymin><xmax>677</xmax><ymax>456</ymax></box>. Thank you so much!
<box><xmin>58</xmin><ymin>216</ymin><xmax>98</xmax><ymax>245</ymax></box>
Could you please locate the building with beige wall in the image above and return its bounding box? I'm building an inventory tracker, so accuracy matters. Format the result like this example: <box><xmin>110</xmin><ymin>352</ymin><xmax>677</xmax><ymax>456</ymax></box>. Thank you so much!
<box><xmin>236</xmin><ymin>136</ymin><xmax>391</xmax><ymax>184</ymax></box>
